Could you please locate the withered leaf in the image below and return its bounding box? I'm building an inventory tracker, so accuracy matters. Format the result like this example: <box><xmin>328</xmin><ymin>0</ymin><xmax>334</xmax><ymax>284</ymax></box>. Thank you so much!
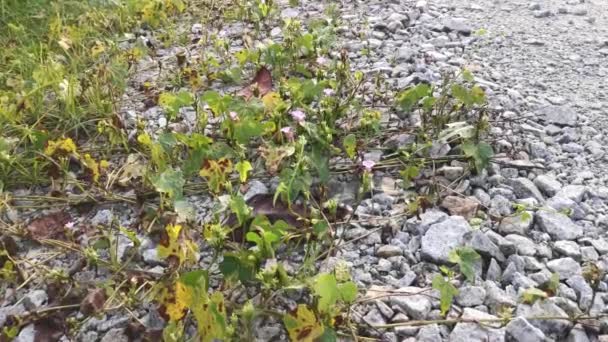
<box><xmin>26</xmin><ymin>211</ymin><xmax>71</xmax><ymax>240</ymax></box>
<box><xmin>33</xmin><ymin>315</ymin><xmax>66</xmax><ymax>342</ymax></box>
<box><xmin>80</xmin><ymin>288</ymin><xmax>106</xmax><ymax>315</ymax></box>
<box><xmin>237</xmin><ymin>67</ymin><xmax>272</xmax><ymax>100</ymax></box>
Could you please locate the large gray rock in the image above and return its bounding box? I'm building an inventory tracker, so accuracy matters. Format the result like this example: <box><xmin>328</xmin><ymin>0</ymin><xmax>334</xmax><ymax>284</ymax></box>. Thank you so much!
<box><xmin>421</xmin><ymin>216</ymin><xmax>471</xmax><ymax>263</ymax></box>
<box><xmin>455</xmin><ymin>285</ymin><xmax>486</xmax><ymax>307</ymax></box>
<box><xmin>499</xmin><ymin>212</ymin><xmax>534</xmax><ymax>236</ymax></box>
<box><xmin>539</xmin><ymin>105</ymin><xmax>578</xmax><ymax>126</ymax></box>
<box><xmin>547</xmin><ymin>257</ymin><xmax>581</xmax><ymax>279</ymax></box>
<box><xmin>442</xmin><ymin>18</ymin><xmax>472</xmax><ymax>35</ymax></box>
<box><xmin>566</xmin><ymin>275</ymin><xmax>593</xmax><ymax>311</ymax></box>
<box><xmin>554</xmin><ymin>240</ymin><xmax>581</xmax><ymax>260</ymax></box>
<box><xmin>515</xmin><ymin>300</ymin><xmax>573</xmax><ymax>338</ymax></box>
<box><xmin>13</xmin><ymin>324</ymin><xmax>36</xmax><ymax>342</ymax></box>
<box><xmin>534</xmin><ymin>175</ymin><xmax>562</xmax><ymax>197</ymax></box>
<box><xmin>536</xmin><ymin>210</ymin><xmax>583</xmax><ymax>240</ymax></box>
<box><xmin>389</xmin><ymin>287</ymin><xmax>432</xmax><ymax>320</ymax></box>
<box><xmin>463</xmin><ymin>230</ymin><xmax>505</xmax><ymax>262</ymax></box>
<box><xmin>555</xmin><ymin>185</ymin><xmax>587</xmax><ymax>203</ymax></box>
<box><xmin>449</xmin><ymin>308</ymin><xmax>504</xmax><ymax>342</ymax></box>
<box><xmin>505</xmin><ymin>235</ymin><xmax>537</xmax><ymax>256</ymax></box>
<box><xmin>505</xmin><ymin>317</ymin><xmax>546</xmax><ymax>342</ymax></box>
<box><xmin>509</xmin><ymin>178</ymin><xmax>545</xmax><ymax>202</ymax></box>
<box><xmin>416</xmin><ymin>324</ymin><xmax>442</xmax><ymax>342</ymax></box>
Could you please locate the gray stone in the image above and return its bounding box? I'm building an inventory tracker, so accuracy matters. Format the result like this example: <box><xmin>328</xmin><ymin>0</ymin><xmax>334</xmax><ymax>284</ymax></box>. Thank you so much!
<box><xmin>509</xmin><ymin>177</ymin><xmax>545</xmax><ymax>202</ymax></box>
<box><xmin>23</xmin><ymin>290</ymin><xmax>48</xmax><ymax>310</ymax></box>
<box><xmin>456</xmin><ymin>286</ymin><xmax>486</xmax><ymax>307</ymax></box>
<box><xmin>376</xmin><ymin>245</ymin><xmax>403</xmax><ymax>258</ymax></box>
<box><xmin>546</xmin><ymin>197</ymin><xmax>585</xmax><ymax>220</ymax></box>
<box><xmin>421</xmin><ymin>216</ymin><xmax>471</xmax><ymax>263</ymax></box>
<box><xmin>100</xmin><ymin>328</ymin><xmax>129</xmax><ymax>342</ymax></box>
<box><xmin>449</xmin><ymin>308</ymin><xmax>504</xmax><ymax>342</ymax></box>
<box><xmin>91</xmin><ymin>209</ymin><xmax>113</xmax><ymax>226</ymax></box>
<box><xmin>363</xmin><ymin>308</ymin><xmax>386</xmax><ymax>327</ymax></box>
<box><xmin>484</xmin><ymin>281</ymin><xmax>516</xmax><ymax>311</ymax></box>
<box><xmin>539</xmin><ymin>105</ymin><xmax>578</xmax><ymax>126</ymax></box>
<box><xmin>0</xmin><ymin>304</ymin><xmax>26</xmax><ymax>328</ymax></box>
<box><xmin>505</xmin><ymin>317</ymin><xmax>546</xmax><ymax>342</ymax></box>
<box><xmin>396</xmin><ymin>47</ymin><xmax>416</xmax><ymax>62</ymax></box>
<box><xmin>516</xmin><ymin>301</ymin><xmax>572</xmax><ymax>338</ymax></box>
<box><xmin>581</xmin><ymin>246</ymin><xmax>599</xmax><ymax>261</ymax></box>
<box><xmin>536</xmin><ymin>210</ymin><xmax>583</xmax><ymax>240</ymax></box>
<box><xmin>14</xmin><ymin>324</ymin><xmax>36</xmax><ymax>342</ymax></box>
<box><xmin>498</xmin><ymin>212</ymin><xmax>534</xmax><ymax>236</ymax></box>
<box><xmin>555</xmin><ymin>185</ymin><xmax>587</xmax><ymax>203</ymax></box>
<box><xmin>389</xmin><ymin>287</ymin><xmax>432</xmax><ymax>320</ymax></box>
<box><xmin>554</xmin><ymin>240</ymin><xmax>581</xmax><ymax>260</ymax></box>
<box><xmin>534</xmin><ymin>10</ymin><xmax>553</xmax><ymax>18</ymax></box>
<box><xmin>534</xmin><ymin>175</ymin><xmax>562</xmax><ymax>197</ymax></box>
<box><xmin>375</xmin><ymin>301</ymin><xmax>394</xmax><ymax>319</ymax></box>
<box><xmin>591</xmin><ymin>239</ymin><xmax>608</xmax><ymax>254</ymax></box>
<box><xmin>416</xmin><ymin>324</ymin><xmax>442</xmax><ymax>342</ymax></box>
<box><xmin>442</xmin><ymin>18</ymin><xmax>472</xmax><ymax>35</ymax></box>
<box><xmin>566</xmin><ymin>275</ymin><xmax>593</xmax><ymax>311</ymax></box>
<box><xmin>142</xmin><ymin>248</ymin><xmax>162</xmax><ymax>265</ymax></box>
<box><xmin>244</xmin><ymin>180</ymin><xmax>269</xmax><ymax>201</ymax></box>
<box><xmin>505</xmin><ymin>234</ymin><xmax>537</xmax><ymax>256</ymax></box>
<box><xmin>547</xmin><ymin>257</ymin><xmax>581</xmax><ymax>279</ymax></box>
<box><xmin>464</xmin><ymin>230</ymin><xmax>505</xmax><ymax>262</ymax></box>
<box><xmin>486</xmin><ymin>258</ymin><xmax>502</xmax><ymax>282</ymax></box>
<box><xmin>566</xmin><ymin>326</ymin><xmax>590</xmax><ymax>342</ymax></box>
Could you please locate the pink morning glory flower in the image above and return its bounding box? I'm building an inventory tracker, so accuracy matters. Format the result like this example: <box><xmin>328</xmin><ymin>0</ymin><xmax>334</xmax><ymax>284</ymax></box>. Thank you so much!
<box><xmin>361</xmin><ymin>160</ymin><xmax>375</xmax><ymax>172</ymax></box>
<box><xmin>323</xmin><ymin>88</ymin><xmax>335</xmax><ymax>96</ymax></box>
<box><xmin>281</xmin><ymin>126</ymin><xmax>294</xmax><ymax>140</ymax></box>
<box><xmin>290</xmin><ymin>109</ymin><xmax>306</xmax><ymax>123</ymax></box>
<box><xmin>229</xmin><ymin>111</ymin><xmax>239</xmax><ymax>121</ymax></box>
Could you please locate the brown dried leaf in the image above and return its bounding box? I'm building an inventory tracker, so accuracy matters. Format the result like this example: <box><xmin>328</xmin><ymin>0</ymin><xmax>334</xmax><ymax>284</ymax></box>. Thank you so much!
<box><xmin>237</xmin><ymin>67</ymin><xmax>272</xmax><ymax>100</ymax></box>
<box><xmin>33</xmin><ymin>315</ymin><xmax>66</xmax><ymax>342</ymax></box>
<box><xmin>26</xmin><ymin>211</ymin><xmax>71</xmax><ymax>240</ymax></box>
<box><xmin>80</xmin><ymin>288</ymin><xmax>106</xmax><ymax>315</ymax></box>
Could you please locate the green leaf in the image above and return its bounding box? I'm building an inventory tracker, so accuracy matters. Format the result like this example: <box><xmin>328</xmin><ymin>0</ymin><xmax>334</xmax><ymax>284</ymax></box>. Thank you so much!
<box><xmin>343</xmin><ymin>134</ymin><xmax>357</xmax><ymax>159</ymax></box>
<box><xmin>313</xmin><ymin>273</ymin><xmax>340</xmax><ymax>314</ymax></box>
<box><xmin>462</xmin><ymin>69</ymin><xmax>474</xmax><ymax>82</ymax></box>
<box><xmin>219</xmin><ymin>253</ymin><xmax>256</xmax><ymax>283</ymax></box>
<box><xmin>159</xmin><ymin>91</ymin><xmax>193</xmax><ymax>119</ymax></box>
<box><xmin>337</xmin><ymin>281</ymin><xmax>358</xmax><ymax>303</ymax></box>
<box><xmin>180</xmin><ymin>270</ymin><xmax>209</xmax><ymax>290</ymax></box>
<box><xmin>152</xmin><ymin>168</ymin><xmax>185</xmax><ymax>199</ymax></box>
<box><xmin>233</xmin><ymin>117</ymin><xmax>265</xmax><ymax>144</ymax></box>
<box><xmin>229</xmin><ymin>194</ymin><xmax>251</xmax><ymax>226</ymax></box>
<box><xmin>448</xmin><ymin>247</ymin><xmax>481</xmax><ymax>283</ymax></box>
<box><xmin>432</xmin><ymin>274</ymin><xmax>459</xmax><ymax>316</ymax></box>
<box><xmin>461</xmin><ymin>141</ymin><xmax>494</xmax><ymax>172</ymax></box>
<box><xmin>235</xmin><ymin>161</ymin><xmax>253</xmax><ymax>183</ymax></box>
<box><xmin>397</xmin><ymin>83</ymin><xmax>432</xmax><ymax>112</ymax></box>
<box><xmin>521</xmin><ymin>288</ymin><xmax>548</xmax><ymax>304</ymax></box>
<box><xmin>451</xmin><ymin>84</ymin><xmax>472</xmax><ymax>106</ymax></box>
<box><xmin>310</xmin><ymin>144</ymin><xmax>329</xmax><ymax>183</ymax></box>
<box><xmin>318</xmin><ymin>327</ymin><xmax>337</xmax><ymax>342</ymax></box>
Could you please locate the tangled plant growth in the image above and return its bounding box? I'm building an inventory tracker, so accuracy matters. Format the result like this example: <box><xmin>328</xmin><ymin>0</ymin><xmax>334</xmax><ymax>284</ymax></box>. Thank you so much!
<box><xmin>6</xmin><ymin>0</ymin><xmax>595</xmax><ymax>341</ymax></box>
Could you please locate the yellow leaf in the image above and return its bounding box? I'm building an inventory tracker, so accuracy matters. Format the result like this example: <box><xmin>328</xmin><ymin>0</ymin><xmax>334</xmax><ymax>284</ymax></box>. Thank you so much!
<box><xmin>158</xmin><ymin>224</ymin><xmax>197</xmax><ymax>266</ymax></box>
<box><xmin>91</xmin><ymin>41</ymin><xmax>105</xmax><ymax>57</ymax></box>
<box><xmin>159</xmin><ymin>280</ymin><xmax>193</xmax><ymax>321</ymax></box>
<box><xmin>192</xmin><ymin>291</ymin><xmax>228</xmax><ymax>342</ymax></box>
<box><xmin>81</xmin><ymin>153</ymin><xmax>101</xmax><ymax>183</ymax></box>
<box><xmin>283</xmin><ymin>305</ymin><xmax>324</xmax><ymax>342</ymax></box>
<box><xmin>44</xmin><ymin>138</ymin><xmax>77</xmax><ymax>157</ymax></box>
<box><xmin>262</xmin><ymin>91</ymin><xmax>281</xmax><ymax>111</ymax></box>
<box><xmin>199</xmin><ymin>158</ymin><xmax>233</xmax><ymax>193</ymax></box>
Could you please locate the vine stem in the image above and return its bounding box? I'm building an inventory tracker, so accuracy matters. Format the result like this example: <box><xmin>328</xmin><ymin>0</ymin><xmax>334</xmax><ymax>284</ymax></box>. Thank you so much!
<box><xmin>370</xmin><ymin>314</ymin><xmax>608</xmax><ymax>329</ymax></box>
